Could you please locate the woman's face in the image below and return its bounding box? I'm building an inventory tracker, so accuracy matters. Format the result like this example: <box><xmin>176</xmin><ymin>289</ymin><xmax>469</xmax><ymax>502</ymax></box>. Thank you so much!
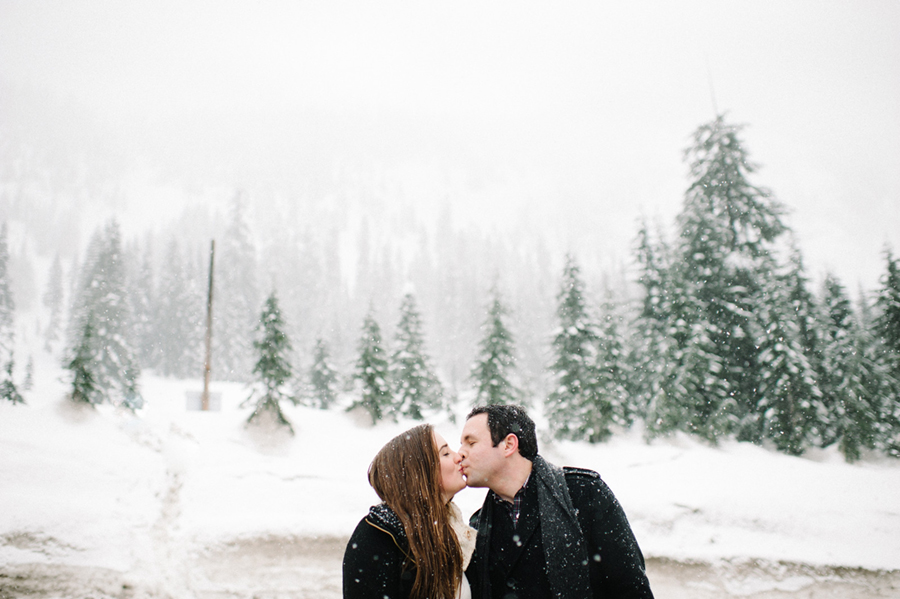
<box><xmin>434</xmin><ymin>431</ymin><xmax>466</xmax><ymax>503</ymax></box>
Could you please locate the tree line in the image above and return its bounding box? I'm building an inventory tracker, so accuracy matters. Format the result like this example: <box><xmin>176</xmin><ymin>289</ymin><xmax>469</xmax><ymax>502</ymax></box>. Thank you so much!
<box><xmin>3</xmin><ymin>115</ymin><xmax>899</xmax><ymax>461</ymax></box>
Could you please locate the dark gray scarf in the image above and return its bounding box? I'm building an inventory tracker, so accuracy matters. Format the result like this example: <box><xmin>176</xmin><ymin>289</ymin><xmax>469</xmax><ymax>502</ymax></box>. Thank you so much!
<box><xmin>532</xmin><ymin>455</ymin><xmax>592</xmax><ymax>599</ymax></box>
<box><xmin>474</xmin><ymin>456</ymin><xmax>592</xmax><ymax>599</ymax></box>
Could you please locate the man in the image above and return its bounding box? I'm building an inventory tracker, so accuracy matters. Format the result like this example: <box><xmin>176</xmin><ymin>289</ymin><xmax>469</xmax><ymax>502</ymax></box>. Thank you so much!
<box><xmin>459</xmin><ymin>404</ymin><xmax>653</xmax><ymax>599</ymax></box>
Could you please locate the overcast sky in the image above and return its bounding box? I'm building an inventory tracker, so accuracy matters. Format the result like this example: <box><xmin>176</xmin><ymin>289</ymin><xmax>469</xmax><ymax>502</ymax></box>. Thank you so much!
<box><xmin>1</xmin><ymin>0</ymin><xmax>898</xmax><ymax>291</ymax></box>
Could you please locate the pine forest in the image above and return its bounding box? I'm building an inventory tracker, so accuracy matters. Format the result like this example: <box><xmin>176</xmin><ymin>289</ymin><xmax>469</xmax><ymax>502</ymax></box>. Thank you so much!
<box><xmin>3</xmin><ymin>115</ymin><xmax>899</xmax><ymax>462</ymax></box>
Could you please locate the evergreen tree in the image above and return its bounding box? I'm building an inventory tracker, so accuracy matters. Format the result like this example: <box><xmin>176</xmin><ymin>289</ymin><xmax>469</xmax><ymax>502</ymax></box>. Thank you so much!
<box><xmin>66</xmin><ymin>221</ymin><xmax>142</xmax><ymax>409</ymax></box>
<box><xmin>755</xmin><ymin>253</ymin><xmax>824</xmax><ymax>455</ymax></box>
<box><xmin>156</xmin><ymin>239</ymin><xmax>203</xmax><ymax>378</ymax></box>
<box><xmin>818</xmin><ymin>275</ymin><xmax>880</xmax><ymax>461</ymax></box>
<box><xmin>0</xmin><ymin>223</ymin><xmax>23</xmax><ymax>404</ymax></box>
<box><xmin>22</xmin><ymin>355</ymin><xmax>34</xmax><ymax>391</ymax></box>
<box><xmin>349</xmin><ymin>311</ymin><xmax>393</xmax><ymax>424</ymax></box>
<box><xmin>874</xmin><ymin>249</ymin><xmax>900</xmax><ymax>456</ymax></box>
<box><xmin>546</xmin><ymin>255</ymin><xmax>619</xmax><ymax>443</ymax></box>
<box><xmin>670</xmin><ymin>115</ymin><xmax>791</xmax><ymax>443</ymax></box>
<box><xmin>308</xmin><ymin>337</ymin><xmax>339</xmax><ymax>409</ymax></box>
<box><xmin>470</xmin><ymin>285</ymin><xmax>520</xmax><ymax>406</ymax></box>
<box><xmin>876</xmin><ymin>250</ymin><xmax>900</xmax><ymax>369</ymax></box>
<box><xmin>631</xmin><ymin>222</ymin><xmax>681</xmax><ymax>437</ymax></box>
<box><xmin>595</xmin><ymin>291</ymin><xmax>632</xmax><ymax>428</ymax></box>
<box><xmin>391</xmin><ymin>293</ymin><xmax>444</xmax><ymax>419</ymax></box>
<box><xmin>0</xmin><ymin>361</ymin><xmax>24</xmax><ymax>405</ymax></box>
<box><xmin>43</xmin><ymin>253</ymin><xmax>64</xmax><ymax>353</ymax></box>
<box><xmin>246</xmin><ymin>291</ymin><xmax>295</xmax><ymax>432</ymax></box>
<box><xmin>214</xmin><ymin>193</ymin><xmax>259</xmax><ymax>381</ymax></box>
<box><xmin>129</xmin><ymin>239</ymin><xmax>159</xmax><ymax>370</ymax></box>
<box><xmin>66</xmin><ymin>312</ymin><xmax>100</xmax><ymax>406</ymax></box>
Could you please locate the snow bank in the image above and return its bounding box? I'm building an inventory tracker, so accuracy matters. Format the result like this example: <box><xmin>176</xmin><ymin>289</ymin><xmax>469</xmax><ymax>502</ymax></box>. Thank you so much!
<box><xmin>2</xmin><ymin>356</ymin><xmax>899</xmax><ymax>577</ymax></box>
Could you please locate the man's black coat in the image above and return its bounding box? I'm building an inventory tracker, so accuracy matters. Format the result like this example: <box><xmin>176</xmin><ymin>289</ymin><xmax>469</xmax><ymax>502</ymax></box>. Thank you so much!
<box><xmin>467</xmin><ymin>466</ymin><xmax>653</xmax><ymax>599</ymax></box>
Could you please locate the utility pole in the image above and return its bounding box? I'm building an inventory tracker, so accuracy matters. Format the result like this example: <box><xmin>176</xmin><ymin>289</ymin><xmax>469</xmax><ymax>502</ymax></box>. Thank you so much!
<box><xmin>201</xmin><ymin>239</ymin><xmax>215</xmax><ymax>411</ymax></box>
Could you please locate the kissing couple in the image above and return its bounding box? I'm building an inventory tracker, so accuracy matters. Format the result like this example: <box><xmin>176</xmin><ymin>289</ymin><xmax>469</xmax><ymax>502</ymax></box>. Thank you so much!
<box><xmin>342</xmin><ymin>404</ymin><xmax>654</xmax><ymax>599</ymax></box>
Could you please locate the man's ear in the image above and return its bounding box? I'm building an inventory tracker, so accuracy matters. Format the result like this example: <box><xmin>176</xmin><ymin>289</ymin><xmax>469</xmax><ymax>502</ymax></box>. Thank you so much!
<box><xmin>502</xmin><ymin>433</ymin><xmax>519</xmax><ymax>457</ymax></box>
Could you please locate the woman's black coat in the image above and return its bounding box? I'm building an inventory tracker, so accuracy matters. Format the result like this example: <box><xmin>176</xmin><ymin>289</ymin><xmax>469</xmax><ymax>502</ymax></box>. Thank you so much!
<box><xmin>343</xmin><ymin>503</ymin><xmax>416</xmax><ymax>599</ymax></box>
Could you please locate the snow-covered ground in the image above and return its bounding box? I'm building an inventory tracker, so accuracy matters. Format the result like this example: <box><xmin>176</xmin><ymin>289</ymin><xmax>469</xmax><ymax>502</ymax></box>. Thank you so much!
<box><xmin>2</xmin><ymin>349</ymin><xmax>900</xmax><ymax>597</ymax></box>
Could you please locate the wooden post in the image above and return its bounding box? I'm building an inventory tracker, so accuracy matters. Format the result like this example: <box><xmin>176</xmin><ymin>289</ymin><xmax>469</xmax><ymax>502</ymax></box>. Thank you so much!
<box><xmin>202</xmin><ymin>240</ymin><xmax>215</xmax><ymax>411</ymax></box>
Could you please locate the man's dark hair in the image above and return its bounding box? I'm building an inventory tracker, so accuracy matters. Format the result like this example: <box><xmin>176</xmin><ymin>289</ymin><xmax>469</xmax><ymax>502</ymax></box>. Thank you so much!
<box><xmin>467</xmin><ymin>404</ymin><xmax>538</xmax><ymax>461</ymax></box>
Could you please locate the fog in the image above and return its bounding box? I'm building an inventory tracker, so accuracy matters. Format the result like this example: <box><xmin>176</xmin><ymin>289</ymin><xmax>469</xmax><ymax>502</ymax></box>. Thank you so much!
<box><xmin>1</xmin><ymin>0</ymin><xmax>898</xmax><ymax>289</ymax></box>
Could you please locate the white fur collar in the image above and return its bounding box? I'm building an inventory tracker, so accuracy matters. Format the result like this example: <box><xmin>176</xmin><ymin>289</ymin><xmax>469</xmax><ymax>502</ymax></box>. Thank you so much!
<box><xmin>449</xmin><ymin>501</ymin><xmax>477</xmax><ymax>570</ymax></box>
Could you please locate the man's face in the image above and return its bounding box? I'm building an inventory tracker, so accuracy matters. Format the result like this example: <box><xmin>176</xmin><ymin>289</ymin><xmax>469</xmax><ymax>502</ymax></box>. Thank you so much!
<box><xmin>459</xmin><ymin>413</ymin><xmax>505</xmax><ymax>488</ymax></box>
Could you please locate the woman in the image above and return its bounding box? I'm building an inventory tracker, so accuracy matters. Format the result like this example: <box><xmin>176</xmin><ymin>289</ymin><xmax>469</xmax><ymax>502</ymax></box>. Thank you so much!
<box><xmin>343</xmin><ymin>424</ymin><xmax>476</xmax><ymax>599</ymax></box>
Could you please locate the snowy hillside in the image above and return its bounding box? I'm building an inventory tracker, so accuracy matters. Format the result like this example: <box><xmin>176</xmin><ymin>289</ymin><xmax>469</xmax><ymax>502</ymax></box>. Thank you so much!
<box><xmin>2</xmin><ymin>351</ymin><xmax>900</xmax><ymax>597</ymax></box>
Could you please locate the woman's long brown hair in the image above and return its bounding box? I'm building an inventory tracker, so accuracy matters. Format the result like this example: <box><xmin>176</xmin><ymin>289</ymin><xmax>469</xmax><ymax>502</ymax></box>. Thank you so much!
<box><xmin>368</xmin><ymin>424</ymin><xmax>463</xmax><ymax>599</ymax></box>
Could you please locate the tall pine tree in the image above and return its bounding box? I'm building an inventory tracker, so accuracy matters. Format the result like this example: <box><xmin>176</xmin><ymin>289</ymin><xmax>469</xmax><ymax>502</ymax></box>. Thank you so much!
<box><xmin>755</xmin><ymin>252</ymin><xmax>824</xmax><ymax>455</ymax></box>
<box><xmin>156</xmin><ymin>239</ymin><xmax>203</xmax><ymax>378</ymax></box>
<box><xmin>595</xmin><ymin>290</ymin><xmax>632</xmax><ymax>429</ymax></box>
<box><xmin>874</xmin><ymin>249</ymin><xmax>900</xmax><ymax>456</ymax></box>
<box><xmin>631</xmin><ymin>221</ymin><xmax>683</xmax><ymax>437</ymax></box>
<box><xmin>308</xmin><ymin>337</ymin><xmax>339</xmax><ymax>409</ymax></box>
<box><xmin>214</xmin><ymin>193</ymin><xmax>259</xmax><ymax>381</ymax></box>
<box><xmin>670</xmin><ymin>115</ymin><xmax>791</xmax><ymax>443</ymax></box>
<box><xmin>391</xmin><ymin>293</ymin><xmax>444</xmax><ymax>419</ymax></box>
<box><xmin>43</xmin><ymin>252</ymin><xmax>64</xmax><ymax>353</ymax></box>
<box><xmin>128</xmin><ymin>238</ymin><xmax>159</xmax><ymax>370</ymax></box>
<box><xmin>246</xmin><ymin>291</ymin><xmax>295</xmax><ymax>432</ymax></box>
<box><xmin>66</xmin><ymin>312</ymin><xmax>100</xmax><ymax>406</ymax></box>
<box><xmin>66</xmin><ymin>220</ymin><xmax>142</xmax><ymax>409</ymax></box>
<box><xmin>818</xmin><ymin>275</ymin><xmax>880</xmax><ymax>461</ymax></box>
<box><xmin>349</xmin><ymin>311</ymin><xmax>393</xmax><ymax>424</ymax></box>
<box><xmin>546</xmin><ymin>255</ymin><xmax>620</xmax><ymax>443</ymax></box>
<box><xmin>470</xmin><ymin>285</ymin><xmax>520</xmax><ymax>406</ymax></box>
<box><xmin>0</xmin><ymin>223</ymin><xmax>23</xmax><ymax>404</ymax></box>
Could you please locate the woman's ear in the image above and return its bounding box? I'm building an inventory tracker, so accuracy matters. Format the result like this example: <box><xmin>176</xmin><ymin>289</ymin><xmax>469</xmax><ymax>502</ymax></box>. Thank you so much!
<box><xmin>502</xmin><ymin>433</ymin><xmax>519</xmax><ymax>457</ymax></box>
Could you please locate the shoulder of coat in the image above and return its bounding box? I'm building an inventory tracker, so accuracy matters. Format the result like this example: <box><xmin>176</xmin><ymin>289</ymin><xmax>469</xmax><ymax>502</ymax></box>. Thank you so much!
<box><xmin>563</xmin><ymin>466</ymin><xmax>600</xmax><ymax>479</ymax></box>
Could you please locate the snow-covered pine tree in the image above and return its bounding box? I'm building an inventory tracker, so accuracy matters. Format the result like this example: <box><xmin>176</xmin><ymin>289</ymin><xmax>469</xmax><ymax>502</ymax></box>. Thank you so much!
<box><xmin>672</xmin><ymin>115</ymin><xmax>790</xmax><ymax>443</ymax></box>
<box><xmin>128</xmin><ymin>238</ymin><xmax>159</xmax><ymax>370</ymax></box>
<box><xmin>874</xmin><ymin>249</ymin><xmax>900</xmax><ymax>456</ymax></box>
<box><xmin>349</xmin><ymin>311</ymin><xmax>393</xmax><ymax>424</ymax></box>
<box><xmin>755</xmin><ymin>252</ymin><xmax>824</xmax><ymax>455</ymax></box>
<box><xmin>669</xmin><ymin>288</ymin><xmax>734</xmax><ymax>442</ymax></box>
<box><xmin>308</xmin><ymin>337</ymin><xmax>339</xmax><ymax>409</ymax></box>
<box><xmin>66</xmin><ymin>220</ymin><xmax>142</xmax><ymax>410</ymax></box>
<box><xmin>22</xmin><ymin>355</ymin><xmax>34</xmax><ymax>391</ymax></box>
<box><xmin>391</xmin><ymin>292</ymin><xmax>444</xmax><ymax>419</ymax></box>
<box><xmin>246</xmin><ymin>290</ymin><xmax>295</xmax><ymax>432</ymax></box>
<box><xmin>818</xmin><ymin>275</ymin><xmax>880</xmax><ymax>461</ymax></box>
<box><xmin>0</xmin><ymin>223</ymin><xmax>23</xmax><ymax>405</ymax></box>
<box><xmin>43</xmin><ymin>252</ymin><xmax>64</xmax><ymax>353</ymax></box>
<box><xmin>594</xmin><ymin>290</ymin><xmax>632</xmax><ymax>430</ymax></box>
<box><xmin>213</xmin><ymin>193</ymin><xmax>259</xmax><ymax>381</ymax></box>
<box><xmin>876</xmin><ymin>250</ymin><xmax>900</xmax><ymax>370</ymax></box>
<box><xmin>156</xmin><ymin>238</ymin><xmax>203</xmax><ymax>378</ymax></box>
<box><xmin>546</xmin><ymin>255</ymin><xmax>617</xmax><ymax>443</ymax></box>
<box><xmin>66</xmin><ymin>312</ymin><xmax>100</xmax><ymax>405</ymax></box>
<box><xmin>631</xmin><ymin>221</ymin><xmax>682</xmax><ymax>437</ymax></box>
<box><xmin>470</xmin><ymin>285</ymin><xmax>520</xmax><ymax>407</ymax></box>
